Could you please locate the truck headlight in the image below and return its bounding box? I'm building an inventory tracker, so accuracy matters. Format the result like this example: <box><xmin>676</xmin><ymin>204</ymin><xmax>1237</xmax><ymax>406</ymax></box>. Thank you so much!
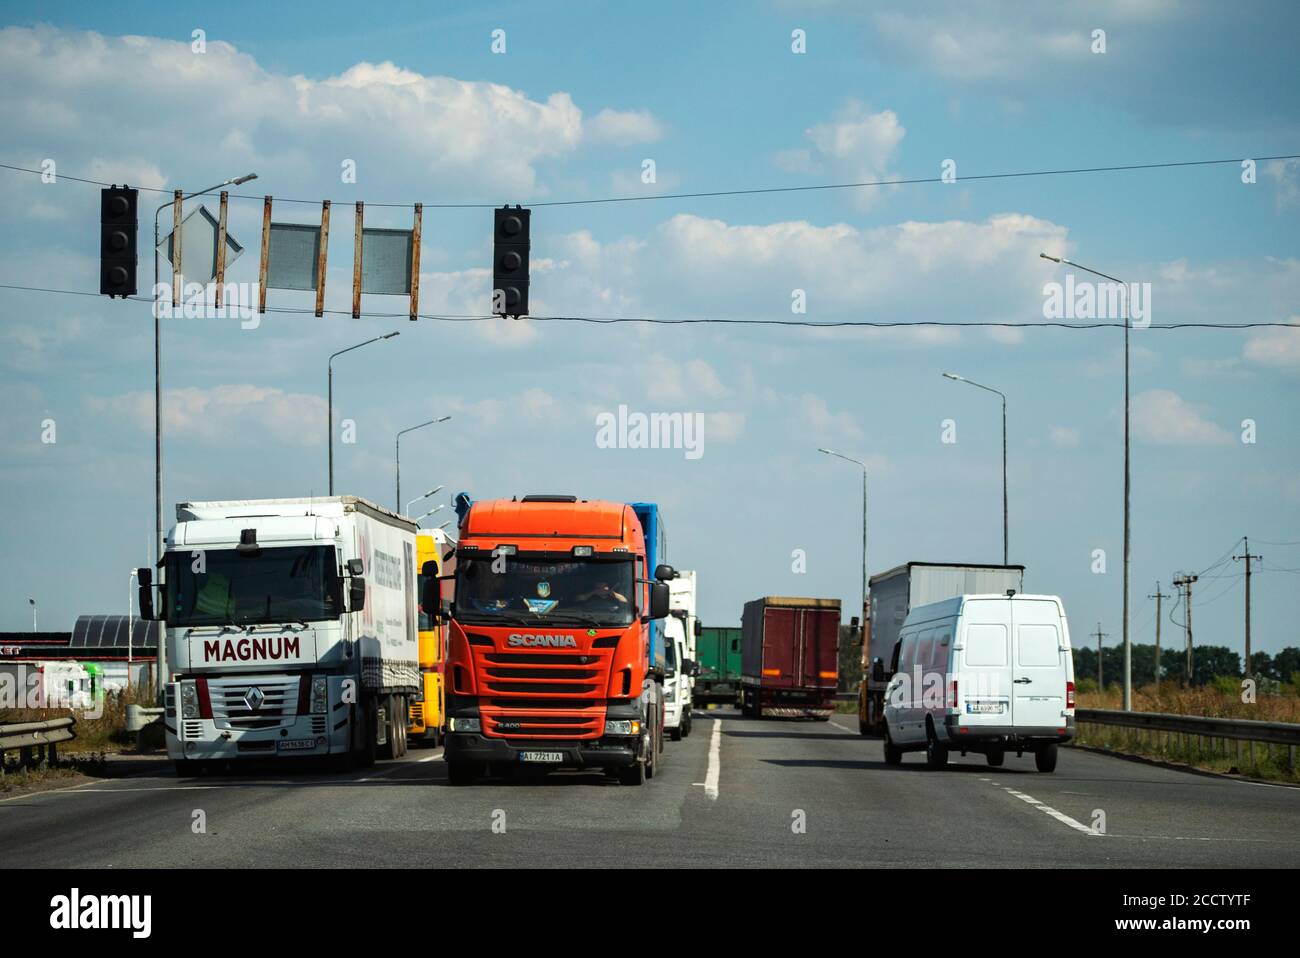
<box><xmin>310</xmin><ymin>676</ymin><xmax>328</xmax><ymax>714</ymax></box>
<box><xmin>449</xmin><ymin>717</ymin><xmax>480</xmax><ymax>733</ymax></box>
<box><xmin>604</xmin><ymin>719</ymin><xmax>640</xmax><ymax>736</ymax></box>
<box><xmin>180</xmin><ymin>681</ymin><xmax>199</xmax><ymax>719</ymax></box>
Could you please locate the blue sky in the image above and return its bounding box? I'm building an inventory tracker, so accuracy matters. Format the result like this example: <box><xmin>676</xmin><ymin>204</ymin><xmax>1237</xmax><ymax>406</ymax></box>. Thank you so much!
<box><xmin>1</xmin><ymin>1</ymin><xmax>1298</xmax><ymax>665</ymax></box>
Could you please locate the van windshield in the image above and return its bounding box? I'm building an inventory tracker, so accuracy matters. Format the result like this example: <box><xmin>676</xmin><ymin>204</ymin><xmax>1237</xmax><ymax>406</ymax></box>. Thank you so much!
<box><xmin>165</xmin><ymin>546</ymin><xmax>339</xmax><ymax>627</ymax></box>
<box><xmin>454</xmin><ymin>555</ymin><xmax>635</xmax><ymax>627</ymax></box>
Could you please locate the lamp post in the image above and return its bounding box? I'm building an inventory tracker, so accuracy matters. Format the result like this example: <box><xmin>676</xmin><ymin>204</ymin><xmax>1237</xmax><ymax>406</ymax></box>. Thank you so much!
<box><xmin>406</xmin><ymin>485</ymin><xmax>444</xmax><ymax>518</ymax></box>
<box><xmin>1040</xmin><ymin>252</ymin><xmax>1133</xmax><ymax>712</ymax></box>
<box><xmin>942</xmin><ymin>372</ymin><xmax>1008</xmax><ymax>565</ymax></box>
<box><xmin>415</xmin><ymin>505</ymin><xmax>446</xmax><ymax>527</ymax></box>
<box><xmin>817</xmin><ymin>448</ymin><xmax>868</xmax><ymax>622</ymax></box>
<box><xmin>152</xmin><ymin>173</ymin><xmax>258</xmax><ymax>565</ymax></box>
<box><xmin>28</xmin><ymin>597</ymin><xmax>36</xmax><ymax>633</ymax></box>
<box><xmin>396</xmin><ymin>416</ymin><xmax>451</xmax><ymax>512</ymax></box>
<box><xmin>327</xmin><ymin>332</ymin><xmax>401</xmax><ymax>495</ymax></box>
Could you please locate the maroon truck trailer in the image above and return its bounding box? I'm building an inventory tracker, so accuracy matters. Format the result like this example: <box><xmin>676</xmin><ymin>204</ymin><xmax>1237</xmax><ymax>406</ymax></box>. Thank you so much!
<box><xmin>740</xmin><ymin>596</ymin><xmax>841</xmax><ymax>720</ymax></box>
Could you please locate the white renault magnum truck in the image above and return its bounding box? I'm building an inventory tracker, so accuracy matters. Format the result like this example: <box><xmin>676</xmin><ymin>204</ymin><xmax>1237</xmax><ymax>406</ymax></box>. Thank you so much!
<box><xmin>136</xmin><ymin>496</ymin><xmax>420</xmax><ymax>775</ymax></box>
<box><xmin>881</xmin><ymin>593</ymin><xmax>1075</xmax><ymax>772</ymax></box>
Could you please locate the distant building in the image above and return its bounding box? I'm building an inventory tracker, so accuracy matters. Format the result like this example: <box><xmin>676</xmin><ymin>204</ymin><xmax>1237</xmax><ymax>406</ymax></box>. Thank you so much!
<box><xmin>0</xmin><ymin>616</ymin><xmax>159</xmax><ymax>697</ymax></box>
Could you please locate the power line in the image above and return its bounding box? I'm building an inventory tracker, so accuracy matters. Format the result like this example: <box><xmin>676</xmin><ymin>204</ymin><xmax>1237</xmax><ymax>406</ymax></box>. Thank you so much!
<box><xmin>3</xmin><ymin>282</ymin><xmax>1299</xmax><ymax>330</ymax></box>
<box><xmin>4</xmin><ymin>153</ymin><xmax>1300</xmax><ymax>209</ymax></box>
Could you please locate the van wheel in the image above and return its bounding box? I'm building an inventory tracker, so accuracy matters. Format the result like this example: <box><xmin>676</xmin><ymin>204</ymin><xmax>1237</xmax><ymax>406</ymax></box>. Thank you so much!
<box><xmin>925</xmin><ymin>726</ymin><xmax>949</xmax><ymax>769</ymax></box>
<box><xmin>669</xmin><ymin>724</ymin><xmax>683</xmax><ymax>742</ymax></box>
<box><xmin>883</xmin><ymin>727</ymin><xmax>903</xmax><ymax>766</ymax></box>
<box><xmin>1035</xmin><ymin>743</ymin><xmax>1059</xmax><ymax>773</ymax></box>
<box><xmin>986</xmin><ymin>747</ymin><xmax>1005</xmax><ymax>767</ymax></box>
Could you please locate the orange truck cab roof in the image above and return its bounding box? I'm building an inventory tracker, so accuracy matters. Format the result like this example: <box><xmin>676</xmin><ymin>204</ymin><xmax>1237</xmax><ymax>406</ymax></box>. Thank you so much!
<box><xmin>459</xmin><ymin>496</ymin><xmax>644</xmax><ymax>554</ymax></box>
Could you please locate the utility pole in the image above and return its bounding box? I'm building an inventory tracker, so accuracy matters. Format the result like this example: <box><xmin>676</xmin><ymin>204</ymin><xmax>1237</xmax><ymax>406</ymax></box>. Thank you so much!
<box><xmin>1233</xmin><ymin>538</ymin><xmax>1261</xmax><ymax>680</ymax></box>
<box><xmin>1092</xmin><ymin>623</ymin><xmax>1108</xmax><ymax>688</ymax></box>
<box><xmin>1147</xmin><ymin>582</ymin><xmax>1170</xmax><ymax>692</ymax></box>
<box><xmin>1173</xmin><ymin>573</ymin><xmax>1198</xmax><ymax>685</ymax></box>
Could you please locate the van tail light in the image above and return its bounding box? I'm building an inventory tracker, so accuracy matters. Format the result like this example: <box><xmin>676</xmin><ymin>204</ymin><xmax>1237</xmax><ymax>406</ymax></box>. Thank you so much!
<box><xmin>948</xmin><ymin>679</ymin><xmax>958</xmax><ymax>710</ymax></box>
<box><xmin>1066</xmin><ymin>680</ymin><xmax>1076</xmax><ymax>709</ymax></box>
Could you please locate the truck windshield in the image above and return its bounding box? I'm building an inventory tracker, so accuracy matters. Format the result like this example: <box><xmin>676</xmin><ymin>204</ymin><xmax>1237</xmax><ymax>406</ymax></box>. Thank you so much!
<box><xmin>165</xmin><ymin>546</ymin><xmax>340</xmax><ymax>627</ymax></box>
<box><xmin>455</xmin><ymin>555</ymin><xmax>635</xmax><ymax>627</ymax></box>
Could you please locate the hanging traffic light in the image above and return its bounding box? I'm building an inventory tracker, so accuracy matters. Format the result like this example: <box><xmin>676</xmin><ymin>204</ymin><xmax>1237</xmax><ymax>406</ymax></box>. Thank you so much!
<box><xmin>100</xmin><ymin>185</ymin><xmax>138</xmax><ymax>298</ymax></box>
<box><xmin>492</xmin><ymin>205</ymin><xmax>530</xmax><ymax>317</ymax></box>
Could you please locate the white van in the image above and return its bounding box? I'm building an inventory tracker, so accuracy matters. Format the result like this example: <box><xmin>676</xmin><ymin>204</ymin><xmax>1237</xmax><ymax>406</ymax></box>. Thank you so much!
<box><xmin>881</xmin><ymin>593</ymin><xmax>1075</xmax><ymax>772</ymax></box>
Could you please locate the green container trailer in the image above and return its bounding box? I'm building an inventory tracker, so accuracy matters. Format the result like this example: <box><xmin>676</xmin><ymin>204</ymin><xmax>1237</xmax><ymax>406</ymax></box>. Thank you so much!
<box><xmin>695</xmin><ymin>626</ymin><xmax>742</xmax><ymax>705</ymax></box>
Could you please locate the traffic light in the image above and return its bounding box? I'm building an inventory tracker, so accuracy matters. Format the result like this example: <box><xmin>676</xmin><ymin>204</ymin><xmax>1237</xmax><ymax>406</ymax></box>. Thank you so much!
<box><xmin>100</xmin><ymin>185</ymin><xmax>138</xmax><ymax>298</ymax></box>
<box><xmin>493</xmin><ymin>205</ymin><xmax>530</xmax><ymax>317</ymax></box>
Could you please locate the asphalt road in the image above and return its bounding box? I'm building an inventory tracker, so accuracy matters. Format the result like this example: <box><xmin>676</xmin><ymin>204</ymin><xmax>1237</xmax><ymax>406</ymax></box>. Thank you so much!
<box><xmin>4</xmin><ymin>709</ymin><xmax>1298</xmax><ymax>867</ymax></box>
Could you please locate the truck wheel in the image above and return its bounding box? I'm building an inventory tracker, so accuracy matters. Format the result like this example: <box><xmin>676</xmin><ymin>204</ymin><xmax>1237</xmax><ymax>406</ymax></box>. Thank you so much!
<box><xmin>378</xmin><ymin>695</ymin><xmax>399</xmax><ymax>760</ymax></box>
<box><xmin>617</xmin><ymin>761</ymin><xmax>646</xmax><ymax>786</ymax></box>
<box><xmin>925</xmin><ymin>725</ymin><xmax>949</xmax><ymax>769</ymax></box>
<box><xmin>396</xmin><ymin>699</ymin><xmax>408</xmax><ymax>757</ymax></box>
<box><xmin>646</xmin><ymin>724</ymin><xmax>658</xmax><ymax>779</ymax></box>
<box><xmin>682</xmin><ymin>712</ymin><xmax>692</xmax><ymax>738</ymax></box>
<box><xmin>357</xmin><ymin>702</ymin><xmax>377</xmax><ymax>768</ymax></box>
<box><xmin>1035</xmin><ymin>743</ymin><xmax>1059</xmax><ymax>773</ymax></box>
<box><xmin>446</xmin><ymin>760</ymin><xmax>475</xmax><ymax>786</ymax></box>
<box><xmin>986</xmin><ymin>747</ymin><xmax>1006</xmax><ymax>767</ymax></box>
<box><xmin>882</xmin><ymin>726</ymin><xmax>903</xmax><ymax>766</ymax></box>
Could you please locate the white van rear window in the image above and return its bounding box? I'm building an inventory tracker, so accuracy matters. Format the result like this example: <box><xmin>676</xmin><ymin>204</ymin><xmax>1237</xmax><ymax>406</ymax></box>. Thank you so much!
<box><xmin>1018</xmin><ymin>624</ymin><xmax>1060</xmax><ymax>667</ymax></box>
<box><xmin>965</xmin><ymin>624</ymin><xmax>1007</xmax><ymax>666</ymax></box>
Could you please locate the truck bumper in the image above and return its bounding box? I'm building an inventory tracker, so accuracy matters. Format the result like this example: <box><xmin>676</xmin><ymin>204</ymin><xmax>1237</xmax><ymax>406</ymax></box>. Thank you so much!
<box><xmin>165</xmin><ymin>676</ymin><xmax>353</xmax><ymax>762</ymax></box>
<box><xmin>443</xmin><ymin>732</ymin><xmax>638</xmax><ymax>769</ymax></box>
<box><xmin>749</xmin><ymin>686</ymin><xmax>836</xmax><ymax>718</ymax></box>
<box><xmin>942</xmin><ymin>715</ymin><xmax>1076</xmax><ymax>746</ymax></box>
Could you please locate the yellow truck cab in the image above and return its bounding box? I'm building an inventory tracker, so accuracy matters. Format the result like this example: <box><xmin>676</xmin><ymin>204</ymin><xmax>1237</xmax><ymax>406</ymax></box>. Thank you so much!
<box><xmin>408</xmin><ymin>530</ymin><xmax>449</xmax><ymax>744</ymax></box>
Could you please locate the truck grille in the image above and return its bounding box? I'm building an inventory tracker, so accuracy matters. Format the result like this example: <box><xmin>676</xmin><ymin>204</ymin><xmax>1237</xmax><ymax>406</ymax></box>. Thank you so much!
<box><xmin>209</xmin><ymin>676</ymin><xmax>300</xmax><ymax>730</ymax></box>
<box><xmin>474</xmin><ymin>647</ymin><xmax>613</xmax><ymax>740</ymax></box>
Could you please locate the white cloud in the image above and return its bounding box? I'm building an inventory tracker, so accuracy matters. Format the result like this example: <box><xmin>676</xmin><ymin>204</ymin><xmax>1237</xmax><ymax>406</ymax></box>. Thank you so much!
<box><xmin>703</xmin><ymin>411</ymin><xmax>745</xmax><ymax>442</ymax></box>
<box><xmin>1047</xmin><ymin>425</ymin><xmax>1080</xmax><ymax>448</ymax></box>
<box><xmin>584</xmin><ymin>108</ymin><xmax>664</xmax><ymax>144</ymax></box>
<box><xmin>1242</xmin><ymin>322</ymin><xmax>1300</xmax><ymax>368</ymax></box>
<box><xmin>0</xmin><ymin>26</ymin><xmax>661</xmax><ymax>207</ymax></box>
<box><xmin>89</xmin><ymin>384</ymin><xmax>325</xmax><ymax>446</ymax></box>
<box><xmin>1131</xmin><ymin>389</ymin><xmax>1232</xmax><ymax>446</ymax></box>
<box><xmin>1263</xmin><ymin>158</ymin><xmax>1300</xmax><ymax>210</ymax></box>
<box><xmin>798</xmin><ymin>393</ymin><xmax>862</xmax><ymax>441</ymax></box>
<box><xmin>777</xmin><ymin>101</ymin><xmax>905</xmax><ymax>208</ymax></box>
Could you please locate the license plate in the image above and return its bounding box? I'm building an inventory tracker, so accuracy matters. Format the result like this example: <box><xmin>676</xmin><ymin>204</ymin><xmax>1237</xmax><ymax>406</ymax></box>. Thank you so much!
<box><xmin>966</xmin><ymin>702</ymin><xmax>1006</xmax><ymax>714</ymax></box>
<box><xmin>277</xmin><ymin>738</ymin><xmax>316</xmax><ymax>751</ymax></box>
<box><xmin>518</xmin><ymin>751</ymin><xmax>564</xmax><ymax>764</ymax></box>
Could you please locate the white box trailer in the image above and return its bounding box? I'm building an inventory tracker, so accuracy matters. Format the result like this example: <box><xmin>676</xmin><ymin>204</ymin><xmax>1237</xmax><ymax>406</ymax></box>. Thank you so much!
<box><xmin>150</xmin><ymin>496</ymin><xmax>419</xmax><ymax>774</ymax></box>
<box><xmin>668</xmin><ymin>569</ymin><xmax>699</xmax><ymax>702</ymax></box>
<box><xmin>859</xmin><ymin>562</ymin><xmax>1025</xmax><ymax>733</ymax></box>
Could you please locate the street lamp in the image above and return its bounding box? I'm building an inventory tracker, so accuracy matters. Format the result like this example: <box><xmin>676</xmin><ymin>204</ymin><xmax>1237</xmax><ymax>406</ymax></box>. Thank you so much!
<box><xmin>328</xmin><ymin>332</ymin><xmax>401</xmax><ymax>494</ymax></box>
<box><xmin>406</xmin><ymin>485</ymin><xmax>444</xmax><ymax>517</ymax></box>
<box><xmin>942</xmin><ymin>372</ymin><xmax>1008</xmax><ymax>565</ymax></box>
<box><xmin>1040</xmin><ymin>251</ymin><xmax>1133</xmax><ymax>712</ymax></box>
<box><xmin>151</xmin><ymin>173</ymin><xmax>258</xmax><ymax>565</ymax></box>
<box><xmin>415</xmin><ymin>505</ymin><xmax>445</xmax><ymax>526</ymax></box>
<box><xmin>28</xmin><ymin>597</ymin><xmax>36</xmax><ymax>633</ymax></box>
<box><xmin>396</xmin><ymin>416</ymin><xmax>451</xmax><ymax>512</ymax></box>
<box><xmin>817</xmin><ymin>448</ymin><xmax>868</xmax><ymax>623</ymax></box>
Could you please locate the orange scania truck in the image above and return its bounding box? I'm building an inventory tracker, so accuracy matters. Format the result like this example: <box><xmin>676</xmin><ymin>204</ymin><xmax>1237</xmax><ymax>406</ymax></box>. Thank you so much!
<box><xmin>442</xmin><ymin>494</ymin><xmax>672</xmax><ymax>785</ymax></box>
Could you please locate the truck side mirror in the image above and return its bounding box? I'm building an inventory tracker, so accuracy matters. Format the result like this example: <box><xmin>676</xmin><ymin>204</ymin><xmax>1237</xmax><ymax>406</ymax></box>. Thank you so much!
<box><xmin>684</xmin><ymin>658</ymin><xmax>699</xmax><ymax>677</ymax></box>
<box><xmin>421</xmin><ymin>579</ymin><xmax>440</xmax><ymax>622</ymax></box>
<box><xmin>871</xmin><ymin>657</ymin><xmax>885</xmax><ymax>683</ymax></box>
<box><xmin>349</xmin><ymin>577</ymin><xmax>367</xmax><ymax>612</ymax></box>
<box><xmin>654</xmin><ymin>564</ymin><xmax>676</xmax><ymax>582</ymax></box>
<box><xmin>648</xmin><ymin>581</ymin><xmax>670</xmax><ymax>620</ymax></box>
<box><xmin>694</xmin><ymin>620</ymin><xmax>702</xmax><ymax>638</ymax></box>
<box><xmin>136</xmin><ymin>567</ymin><xmax>156</xmax><ymax>621</ymax></box>
<box><xmin>347</xmin><ymin>558</ymin><xmax>365</xmax><ymax>576</ymax></box>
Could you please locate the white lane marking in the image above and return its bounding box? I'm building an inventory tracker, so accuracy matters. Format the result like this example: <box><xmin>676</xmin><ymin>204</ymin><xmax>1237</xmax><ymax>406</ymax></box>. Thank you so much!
<box><xmin>828</xmin><ymin>721</ymin><xmax>852</xmax><ymax>733</ymax></box>
<box><xmin>703</xmin><ymin>718</ymin><xmax>721</xmax><ymax>800</ymax></box>
<box><xmin>996</xmin><ymin>783</ymin><xmax>1098</xmax><ymax>836</ymax></box>
<box><xmin>418</xmin><ymin>752</ymin><xmax>443</xmax><ymax>763</ymax></box>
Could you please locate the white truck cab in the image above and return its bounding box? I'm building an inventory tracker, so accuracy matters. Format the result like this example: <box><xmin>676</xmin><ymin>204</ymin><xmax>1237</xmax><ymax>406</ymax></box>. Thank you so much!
<box><xmin>663</xmin><ymin>613</ymin><xmax>696</xmax><ymax>741</ymax></box>
<box><xmin>882</xmin><ymin>593</ymin><xmax>1075</xmax><ymax>772</ymax></box>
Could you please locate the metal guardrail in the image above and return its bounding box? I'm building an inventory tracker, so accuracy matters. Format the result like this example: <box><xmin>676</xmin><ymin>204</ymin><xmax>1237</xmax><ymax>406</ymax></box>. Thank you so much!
<box><xmin>1075</xmin><ymin>707</ymin><xmax>1298</xmax><ymax>772</ymax></box>
<box><xmin>1075</xmin><ymin>708</ymin><xmax>1300</xmax><ymax>746</ymax></box>
<box><xmin>0</xmin><ymin>716</ymin><xmax>77</xmax><ymax>767</ymax></box>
